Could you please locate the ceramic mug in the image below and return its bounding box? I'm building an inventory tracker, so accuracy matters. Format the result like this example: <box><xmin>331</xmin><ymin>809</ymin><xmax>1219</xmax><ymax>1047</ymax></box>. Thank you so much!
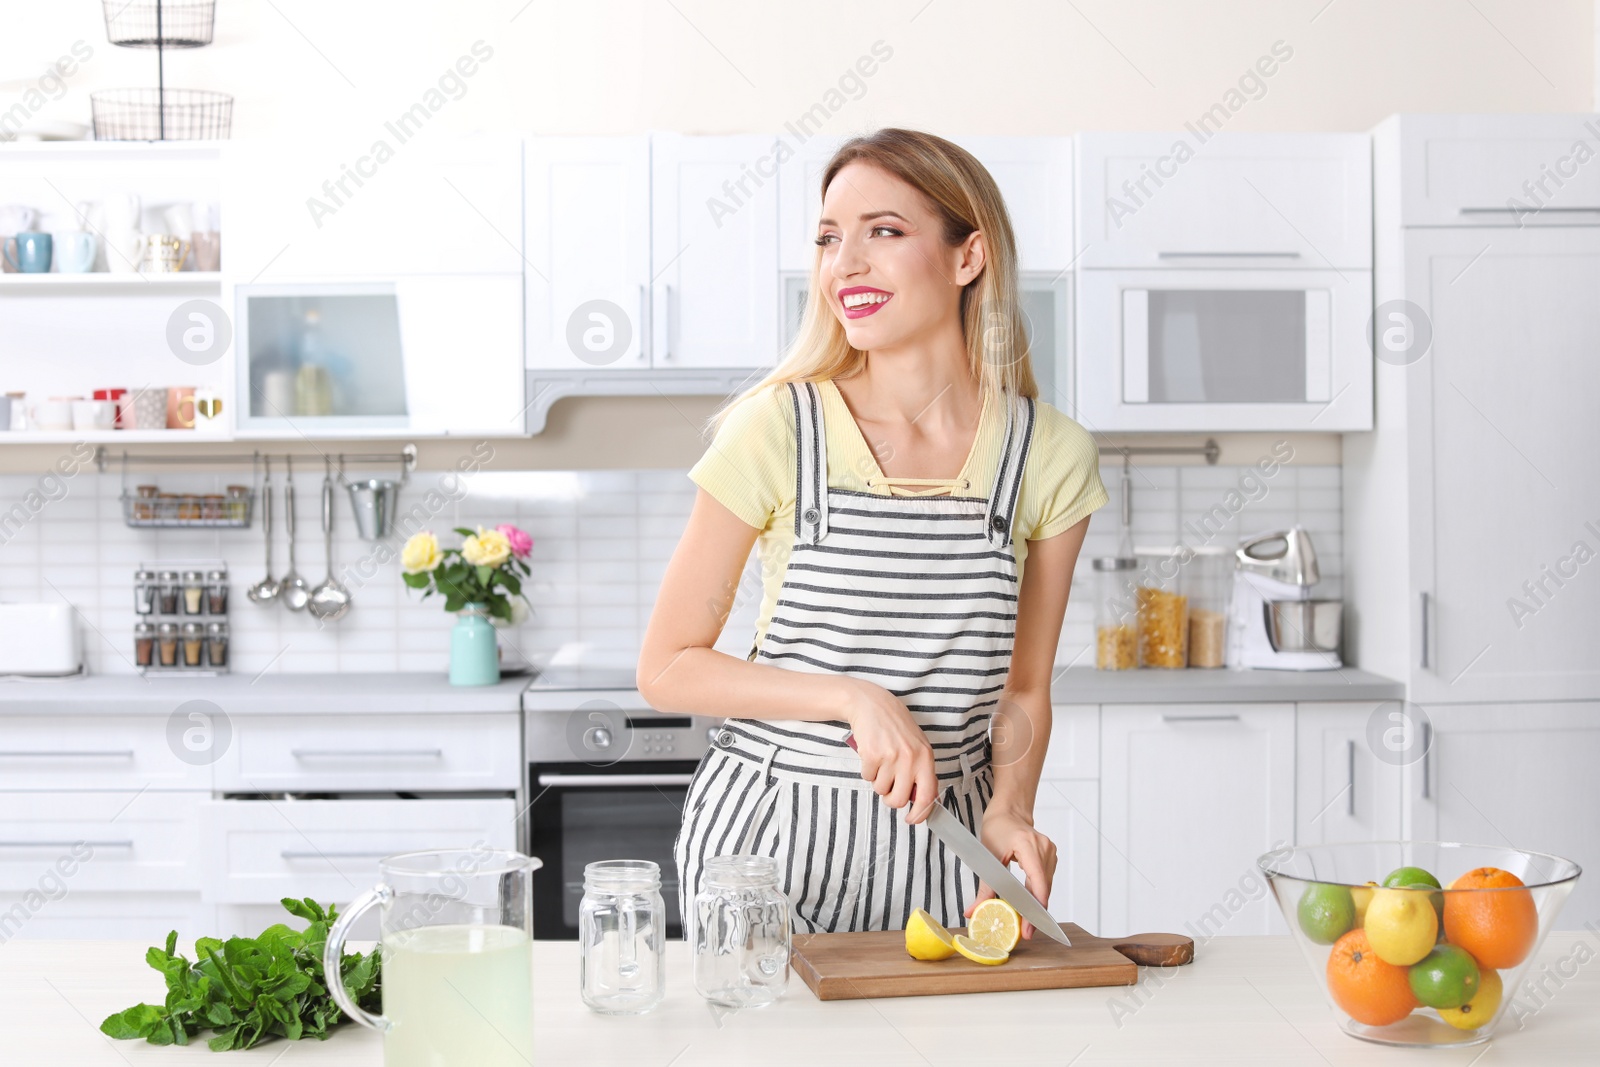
<box><xmin>104</xmin><ymin>228</ymin><xmax>143</xmax><ymax>274</ymax></box>
<box><xmin>29</xmin><ymin>397</ymin><xmax>75</xmax><ymax>432</ymax></box>
<box><xmin>193</xmin><ymin>387</ymin><xmax>225</xmax><ymax>432</ymax></box>
<box><xmin>93</xmin><ymin>388</ymin><xmax>128</xmax><ymax>427</ymax></box>
<box><xmin>56</xmin><ymin>231</ymin><xmax>98</xmax><ymax>273</ymax></box>
<box><xmin>139</xmin><ymin>233</ymin><xmax>189</xmax><ymax>274</ymax></box>
<box><xmin>191</xmin><ymin>231</ymin><xmax>221</xmax><ymax>271</ymax></box>
<box><xmin>103</xmin><ymin>192</ymin><xmax>140</xmax><ymax>232</ymax></box>
<box><xmin>71</xmin><ymin>399</ymin><xmax>116</xmax><ymax>431</ymax></box>
<box><xmin>167</xmin><ymin>387</ymin><xmax>196</xmax><ymax>429</ymax></box>
<box><xmin>127</xmin><ymin>388</ymin><xmax>168</xmax><ymax>431</ymax></box>
<box><xmin>0</xmin><ymin>395</ymin><xmax>11</xmax><ymax>431</ymax></box>
<box><xmin>0</xmin><ymin>205</ymin><xmax>37</xmax><ymax>273</ymax></box>
<box><xmin>4</xmin><ymin>232</ymin><xmax>52</xmax><ymax>273</ymax></box>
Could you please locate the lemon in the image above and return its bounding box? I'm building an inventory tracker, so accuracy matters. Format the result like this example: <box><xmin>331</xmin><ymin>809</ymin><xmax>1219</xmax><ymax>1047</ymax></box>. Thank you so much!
<box><xmin>904</xmin><ymin>908</ymin><xmax>957</xmax><ymax>961</ymax></box>
<box><xmin>1364</xmin><ymin>887</ymin><xmax>1437</xmax><ymax>966</ymax></box>
<box><xmin>1439</xmin><ymin>968</ymin><xmax>1503</xmax><ymax>1030</ymax></box>
<box><xmin>953</xmin><ymin>934</ymin><xmax>1010</xmax><ymax>965</ymax></box>
<box><xmin>968</xmin><ymin>898</ymin><xmax>1023</xmax><ymax>953</ymax></box>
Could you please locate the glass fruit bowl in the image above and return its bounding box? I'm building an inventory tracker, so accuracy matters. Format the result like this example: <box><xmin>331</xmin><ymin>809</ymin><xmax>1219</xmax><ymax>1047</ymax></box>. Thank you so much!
<box><xmin>1259</xmin><ymin>842</ymin><xmax>1580</xmax><ymax>1048</ymax></box>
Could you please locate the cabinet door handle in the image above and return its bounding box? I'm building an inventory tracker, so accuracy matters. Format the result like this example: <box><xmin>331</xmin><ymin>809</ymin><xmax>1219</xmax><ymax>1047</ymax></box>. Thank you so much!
<box><xmin>1421</xmin><ymin>722</ymin><xmax>1432</xmax><ymax>800</ymax></box>
<box><xmin>637</xmin><ymin>283</ymin><xmax>649</xmax><ymax>362</ymax></box>
<box><xmin>1156</xmin><ymin>251</ymin><xmax>1303</xmax><ymax>259</ymax></box>
<box><xmin>1159</xmin><ymin>713</ymin><xmax>1241</xmax><ymax>723</ymax></box>
<box><xmin>536</xmin><ymin>773</ymin><xmax>695</xmax><ymax>788</ymax></box>
<box><xmin>290</xmin><ymin>749</ymin><xmax>443</xmax><ymax>760</ymax></box>
<box><xmin>280</xmin><ymin>850</ymin><xmax>396</xmax><ymax>860</ymax></box>
<box><xmin>1459</xmin><ymin>206</ymin><xmax>1600</xmax><ymax>214</ymax></box>
<box><xmin>1346</xmin><ymin>739</ymin><xmax>1356</xmax><ymax>817</ymax></box>
<box><xmin>0</xmin><ymin>750</ymin><xmax>135</xmax><ymax>759</ymax></box>
<box><xmin>662</xmin><ymin>283</ymin><xmax>675</xmax><ymax>362</ymax></box>
<box><xmin>1419</xmin><ymin>591</ymin><xmax>1431</xmax><ymax>670</ymax></box>
<box><xmin>0</xmin><ymin>840</ymin><xmax>134</xmax><ymax>849</ymax></box>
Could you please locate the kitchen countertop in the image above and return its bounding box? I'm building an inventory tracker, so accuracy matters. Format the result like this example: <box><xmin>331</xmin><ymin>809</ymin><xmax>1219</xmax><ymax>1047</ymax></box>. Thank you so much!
<box><xmin>1047</xmin><ymin>664</ymin><xmax>1404</xmax><ymax>704</ymax></box>
<box><xmin>3</xmin><ymin>932</ymin><xmax>1594</xmax><ymax>1065</ymax></box>
<box><xmin>0</xmin><ymin>671</ymin><xmax>530</xmax><ymax>715</ymax></box>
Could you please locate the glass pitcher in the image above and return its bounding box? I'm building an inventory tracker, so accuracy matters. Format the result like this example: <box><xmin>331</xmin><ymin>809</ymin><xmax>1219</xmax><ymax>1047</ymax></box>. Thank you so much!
<box><xmin>324</xmin><ymin>848</ymin><xmax>539</xmax><ymax>1067</ymax></box>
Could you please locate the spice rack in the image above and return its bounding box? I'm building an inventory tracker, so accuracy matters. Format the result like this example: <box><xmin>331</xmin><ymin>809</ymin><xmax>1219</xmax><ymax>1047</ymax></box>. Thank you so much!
<box><xmin>134</xmin><ymin>558</ymin><xmax>230</xmax><ymax>675</ymax></box>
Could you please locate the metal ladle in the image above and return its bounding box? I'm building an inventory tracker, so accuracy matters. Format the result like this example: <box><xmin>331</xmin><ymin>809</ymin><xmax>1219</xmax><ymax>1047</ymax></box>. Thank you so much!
<box><xmin>280</xmin><ymin>457</ymin><xmax>311</xmax><ymax>611</ymax></box>
<box><xmin>246</xmin><ymin>458</ymin><xmax>280</xmax><ymax>604</ymax></box>
<box><xmin>308</xmin><ymin>459</ymin><xmax>352</xmax><ymax>621</ymax></box>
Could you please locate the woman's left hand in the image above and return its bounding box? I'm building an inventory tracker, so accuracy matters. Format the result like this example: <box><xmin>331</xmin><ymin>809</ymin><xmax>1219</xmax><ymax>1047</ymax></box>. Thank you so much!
<box><xmin>963</xmin><ymin>806</ymin><xmax>1058</xmax><ymax>940</ymax></box>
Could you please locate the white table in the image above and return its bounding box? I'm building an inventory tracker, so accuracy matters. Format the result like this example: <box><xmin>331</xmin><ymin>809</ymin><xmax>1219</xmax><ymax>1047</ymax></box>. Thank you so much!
<box><xmin>1</xmin><ymin>933</ymin><xmax>1595</xmax><ymax>1065</ymax></box>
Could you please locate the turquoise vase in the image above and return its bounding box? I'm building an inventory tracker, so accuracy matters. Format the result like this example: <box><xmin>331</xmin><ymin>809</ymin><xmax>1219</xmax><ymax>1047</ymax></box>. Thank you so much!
<box><xmin>449</xmin><ymin>603</ymin><xmax>501</xmax><ymax>686</ymax></box>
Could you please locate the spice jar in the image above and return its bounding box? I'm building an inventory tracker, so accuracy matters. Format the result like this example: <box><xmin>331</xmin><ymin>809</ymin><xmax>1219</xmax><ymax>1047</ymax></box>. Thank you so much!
<box><xmin>1136</xmin><ymin>549</ymin><xmax>1188</xmax><ymax>669</ymax></box>
<box><xmin>580</xmin><ymin>860</ymin><xmax>666</xmax><ymax>1015</ymax></box>
<box><xmin>157</xmin><ymin>493</ymin><xmax>178</xmax><ymax>523</ymax></box>
<box><xmin>157</xmin><ymin>571</ymin><xmax>181</xmax><ymax>614</ymax></box>
<box><xmin>134</xmin><ymin>485</ymin><xmax>158</xmax><ymax>521</ymax></box>
<box><xmin>206</xmin><ymin>570</ymin><xmax>229</xmax><ymax>614</ymax></box>
<box><xmin>206</xmin><ymin>621</ymin><xmax>229</xmax><ymax>668</ymax></box>
<box><xmin>182</xmin><ymin>570</ymin><xmax>206</xmax><ymax>615</ymax></box>
<box><xmin>134</xmin><ymin>622</ymin><xmax>155</xmax><ymax>667</ymax></box>
<box><xmin>690</xmin><ymin>855</ymin><xmax>790</xmax><ymax>1009</ymax></box>
<box><xmin>1092</xmin><ymin>556</ymin><xmax>1139</xmax><ymax>670</ymax></box>
<box><xmin>178</xmin><ymin>494</ymin><xmax>202</xmax><ymax>522</ymax></box>
<box><xmin>181</xmin><ymin>622</ymin><xmax>205</xmax><ymax>667</ymax></box>
<box><xmin>134</xmin><ymin>569</ymin><xmax>157</xmax><ymax>615</ymax></box>
<box><xmin>156</xmin><ymin>622</ymin><xmax>179</xmax><ymax>667</ymax></box>
<box><xmin>201</xmin><ymin>494</ymin><xmax>225</xmax><ymax>521</ymax></box>
<box><xmin>1181</xmin><ymin>547</ymin><xmax>1232</xmax><ymax>669</ymax></box>
<box><xmin>225</xmin><ymin>485</ymin><xmax>249</xmax><ymax>522</ymax></box>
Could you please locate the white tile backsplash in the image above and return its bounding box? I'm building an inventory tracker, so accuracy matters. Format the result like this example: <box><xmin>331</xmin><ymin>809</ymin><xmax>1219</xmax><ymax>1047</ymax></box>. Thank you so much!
<box><xmin>0</xmin><ymin>462</ymin><xmax>1342</xmax><ymax>676</ymax></box>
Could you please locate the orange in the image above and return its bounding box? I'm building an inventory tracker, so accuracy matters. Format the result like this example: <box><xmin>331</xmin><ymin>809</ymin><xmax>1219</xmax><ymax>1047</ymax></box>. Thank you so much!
<box><xmin>1444</xmin><ymin>867</ymin><xmax>1539</xmax><ymax>970</ymax></box>
<box><xmin>1326</xmin><ymin>928</ymin><xmax>1418</xmax><ymax>1026</ymax></box>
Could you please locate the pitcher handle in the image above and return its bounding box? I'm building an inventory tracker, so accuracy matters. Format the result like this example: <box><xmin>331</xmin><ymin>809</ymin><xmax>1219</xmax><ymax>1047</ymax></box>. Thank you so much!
<box><xmin>323</xmin><ymin>884</ymin><xmax>391</xmax><ymax>1033</ymax></box>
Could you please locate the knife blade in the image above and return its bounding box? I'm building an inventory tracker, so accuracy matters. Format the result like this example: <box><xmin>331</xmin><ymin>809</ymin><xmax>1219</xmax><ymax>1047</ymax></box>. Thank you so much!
<box><xmin>843</xmin><ymin>734</ymin><xmax>1071</xmax><ymax>946</ymax></box>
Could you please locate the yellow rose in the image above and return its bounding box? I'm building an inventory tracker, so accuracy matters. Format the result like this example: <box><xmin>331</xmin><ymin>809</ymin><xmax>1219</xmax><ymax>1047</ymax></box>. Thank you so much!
<box><xmin>460</xmin><ymin>525</ymin><xmax>512</xmax><ymax>569</ymax></box>
<box><xmin>400</xmin><ymin>531</ymin><xmax>442</xmax><ymax>574</ymax></box>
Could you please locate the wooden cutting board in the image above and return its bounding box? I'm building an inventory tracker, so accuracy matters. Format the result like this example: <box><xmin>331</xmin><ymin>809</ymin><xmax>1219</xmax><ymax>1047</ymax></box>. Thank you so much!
<box><xmin>790</xmin><ymin>922</ymin><xmax>1193</xmax><ymax>1000</ymax></box>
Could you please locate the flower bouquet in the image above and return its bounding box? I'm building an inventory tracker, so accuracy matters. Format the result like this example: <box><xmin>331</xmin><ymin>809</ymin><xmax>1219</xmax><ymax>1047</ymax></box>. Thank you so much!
<box><xmin>401</xmin><ymin>524</ymin><xmax>533</xmax><ymax>685</ymax></box>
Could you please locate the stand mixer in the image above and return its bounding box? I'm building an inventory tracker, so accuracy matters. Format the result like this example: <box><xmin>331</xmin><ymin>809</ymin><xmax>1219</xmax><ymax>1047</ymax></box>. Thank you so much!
<box><xmin>1225</xmin><ymin>526</ymin><xmax>1343</xmax><ymax>671</ymax></box>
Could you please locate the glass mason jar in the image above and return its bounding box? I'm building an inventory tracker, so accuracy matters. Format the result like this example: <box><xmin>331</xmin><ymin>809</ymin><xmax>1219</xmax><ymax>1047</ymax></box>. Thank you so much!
<box><xmin>1181</xmin><ymin>546</ymin><xmax>1232</xmax><ymax>669</ymax></box>
<box><xmin>1092</xmin><ymin>556</ymin><xmax>1139</xmax><ymax>670</ymax></box>
<box><xmin>690</xmin><ymin>855</ymin><xmax>790</xmax><ymax>1009</ymax></box>
<box><xmin>1135</xmin><ymin>548</ymin><xmax>1189</xmax><ymax>669</ymax></box>
<box><xmin>579</xmin><ymin>859</ymin><xmax>666</xmax><ymax>1015</ymax></box>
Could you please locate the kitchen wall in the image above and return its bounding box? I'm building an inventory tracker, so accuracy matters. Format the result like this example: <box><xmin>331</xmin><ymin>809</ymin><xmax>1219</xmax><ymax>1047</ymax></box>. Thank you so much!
<box><xmin>0</xmin><ymin>456</ymin><xmax>1340</xmax><ymax>676</ymax></box>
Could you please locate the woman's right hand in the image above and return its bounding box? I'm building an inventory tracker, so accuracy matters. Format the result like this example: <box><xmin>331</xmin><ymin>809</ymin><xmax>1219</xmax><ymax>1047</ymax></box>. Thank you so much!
<box><xmin>838</xmin><ymin>678</ymin><xmax>938</xmax><ymax>824</ymax></box>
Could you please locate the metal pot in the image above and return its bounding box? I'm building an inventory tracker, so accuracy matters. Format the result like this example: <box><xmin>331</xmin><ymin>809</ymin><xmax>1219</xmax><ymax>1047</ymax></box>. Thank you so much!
<box><xmin>346</xmin><ymin>478</ymin><xmax>402</xmax><ymax>540</ymax></box>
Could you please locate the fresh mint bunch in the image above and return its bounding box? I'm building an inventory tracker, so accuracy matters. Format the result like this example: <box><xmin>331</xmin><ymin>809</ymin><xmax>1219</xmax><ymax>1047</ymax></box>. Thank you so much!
<box><xmin>100</xmin><ymin>897</ymin><xmax>381</xmax><ymax>1051</ymax></box>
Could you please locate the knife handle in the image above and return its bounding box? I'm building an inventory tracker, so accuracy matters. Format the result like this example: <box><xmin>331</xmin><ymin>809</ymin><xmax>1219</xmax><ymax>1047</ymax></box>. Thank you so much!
<box><xmin>843</xmin><ymin>733</ymin><xmax>917</xmax><ymax>803</ymax></box>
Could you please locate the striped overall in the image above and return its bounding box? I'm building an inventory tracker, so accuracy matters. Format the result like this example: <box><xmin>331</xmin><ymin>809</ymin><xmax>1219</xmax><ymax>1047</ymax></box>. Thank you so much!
<box><xmin>675</xmin><ymin>379</ymin><xmax>1037</xmax><ymax>933</ymax></box>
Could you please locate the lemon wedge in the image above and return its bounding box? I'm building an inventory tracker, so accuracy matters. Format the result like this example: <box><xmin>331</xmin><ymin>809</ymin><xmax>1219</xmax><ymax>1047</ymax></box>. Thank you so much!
<box><xmin>953</xmin><ymin>934</ymin><xmax>1010</xmax><ymax>965</ymax></box>
<box><xmin>904</xmin><ymin>908</ymin><xmax>957</xmax><ymax>960</ymax></box>
<box><xmin>967</xmin><ymin>898</ymin><xmax>1022</xmax><ymax>953</ymax></box>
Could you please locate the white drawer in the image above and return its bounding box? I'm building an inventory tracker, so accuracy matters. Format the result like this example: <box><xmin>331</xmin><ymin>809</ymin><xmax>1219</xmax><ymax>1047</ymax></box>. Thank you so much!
<box><xmin>200</xmin><ymin>797</ymin><xmax>517</xmax><ymax>904</ymax></box>
<box><xmin>1042</xmin><ymin>704</ymin><xmax>1099</xmax><ymax>779</ymax></box>
<box><xmin>215</xmin><ymin>713</ymin><xmax>520</xmax><ymax>793</ymax></box>
<box><xmin>0</xmin><ymin>715</ymin><xmax>212</xmax><ymax>791</ymax></box>
<box><xmin>1390</xmin><ymin>114</ymin><xmax>1600</xmax><ymax>226</ymax></box>
<box><xmin>0</xmin><ymin>892</ymin><xmax>209</xmax><ymax>942</ymax></box>
<box><xmin>0</xmin><ymin>791</ymin><xmax>203</xmax><ymax>892</ymax></box>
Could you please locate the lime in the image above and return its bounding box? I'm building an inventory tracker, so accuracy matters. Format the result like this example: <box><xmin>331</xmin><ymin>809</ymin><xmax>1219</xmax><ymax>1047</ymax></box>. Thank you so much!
<box><xmin>1382</xmin><ymin>866</ymin><xmax>1441</xmax><ymax>890</ymax></box>
<box><xmin>1297</xmin><ymin>882</ymin><xmax>1356</xmax><ymax>944</ymax></box>
<box><xmin>1408</xmin><ymin>943</ymin><xmax>1481</xmax><ymax>1009</ymax></box>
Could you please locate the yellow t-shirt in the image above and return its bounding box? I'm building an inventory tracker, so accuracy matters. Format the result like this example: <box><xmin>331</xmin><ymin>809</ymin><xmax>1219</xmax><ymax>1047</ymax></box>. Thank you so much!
<box><xmin>688</xmin><ymin>378</ymin><xmax>1109</xmax><ymax>651</ymax></box>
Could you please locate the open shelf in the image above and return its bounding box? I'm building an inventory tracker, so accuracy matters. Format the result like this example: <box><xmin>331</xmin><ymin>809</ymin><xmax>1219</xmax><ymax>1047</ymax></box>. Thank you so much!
<box><xmin>0</xmin><ymin>271</ymin><xmax>221</xmax><ymax>289</ymax></box>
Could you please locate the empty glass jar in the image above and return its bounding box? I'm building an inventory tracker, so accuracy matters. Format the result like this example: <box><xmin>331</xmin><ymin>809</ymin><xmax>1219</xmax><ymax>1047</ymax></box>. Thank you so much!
<box><xmin>579</xmin><ymin>859</ymin><xmax>666</xmax><ymax>1015</ymax></box>
<box><xmin>689</xmin><ymin>855</ymin><xmax>790</xmax><ymax>1009</ymax></box>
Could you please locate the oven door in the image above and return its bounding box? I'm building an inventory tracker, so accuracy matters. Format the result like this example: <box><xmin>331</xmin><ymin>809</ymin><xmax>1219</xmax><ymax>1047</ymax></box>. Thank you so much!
<box><xmin>1076</xmin><ymin>267</ymin><xmax>1372</xmax><ymax>432</ymax></box>
<box><xmin>525</xmin><ymin>759</ymin><xmax>700</xmax><ymax>940</ymax></box>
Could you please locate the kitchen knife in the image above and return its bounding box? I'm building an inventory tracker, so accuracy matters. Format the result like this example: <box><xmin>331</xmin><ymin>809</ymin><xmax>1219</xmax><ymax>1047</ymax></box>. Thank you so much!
<box><xmin>844</xmin><ymin>735</ymin><xmax>1071</xmax><ymax>947</ymax></box>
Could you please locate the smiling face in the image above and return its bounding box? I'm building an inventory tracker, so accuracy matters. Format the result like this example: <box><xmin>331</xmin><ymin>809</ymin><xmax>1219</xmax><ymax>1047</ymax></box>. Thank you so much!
<box><xmin>815</xmin><ymin>161</ymin><xmax>984</xmax><ymax>354</ymax></box>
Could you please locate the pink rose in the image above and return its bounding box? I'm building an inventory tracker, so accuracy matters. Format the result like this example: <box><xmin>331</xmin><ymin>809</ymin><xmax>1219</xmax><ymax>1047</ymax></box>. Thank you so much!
<box><xmin>496</xmin><ymin>523</ymin><xmax>533</xmax><ymax>558</ymax></box>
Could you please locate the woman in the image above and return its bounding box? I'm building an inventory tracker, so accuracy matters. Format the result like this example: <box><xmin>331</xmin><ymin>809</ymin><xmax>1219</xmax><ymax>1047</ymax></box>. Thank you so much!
<box><xmin>638</xmin><ymin>128</ymin><xmax>1107</xmax><ymax>937</ymax></box>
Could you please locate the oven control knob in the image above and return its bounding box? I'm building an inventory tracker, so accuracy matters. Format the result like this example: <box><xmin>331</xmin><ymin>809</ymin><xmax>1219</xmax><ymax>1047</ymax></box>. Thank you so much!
<box><xmin>585</xmin><ymin>726</ymin><xmax>613</xmax><ymax>750</ymax></box>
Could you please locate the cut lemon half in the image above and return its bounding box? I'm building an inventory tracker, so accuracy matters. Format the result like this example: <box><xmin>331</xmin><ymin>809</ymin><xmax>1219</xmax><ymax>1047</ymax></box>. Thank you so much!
<box><xmin>953</xmin><ymin>934</ymin><xmax>1010</xmax><ymax>965</ymax></box>
<box><xmin>904</xmin><ymin>908</ymin><xmax>957</xmax><ymax>961</ymax></box>
<box><xmin>967</xmin><ymin>898</ymin><xmax>1022</xmax><ymax>953</ymax></box>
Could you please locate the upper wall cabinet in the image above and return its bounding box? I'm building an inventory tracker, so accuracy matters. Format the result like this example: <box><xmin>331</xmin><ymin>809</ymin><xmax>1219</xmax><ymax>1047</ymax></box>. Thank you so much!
<box><xmin>1076</xmin><ymin>133</ymin><xmax>1371</xmax><ymax>270</ymax></box>
<box><xmin>1383</xmin><ymin>114</ymin><xmax>1600</xmax><ymax>227</ymax></box>
<box><xmin>222</xmin><ymin>135</ymin><xmax>523</xmax><ymax>279</ymax></box>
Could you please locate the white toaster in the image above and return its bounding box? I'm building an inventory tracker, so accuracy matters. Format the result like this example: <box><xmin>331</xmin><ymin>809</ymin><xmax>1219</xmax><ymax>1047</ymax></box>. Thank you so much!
<box><xmin>0</xmin><ymin>603</ymin><xmax>82</xmax><ymax>676</ymax></box>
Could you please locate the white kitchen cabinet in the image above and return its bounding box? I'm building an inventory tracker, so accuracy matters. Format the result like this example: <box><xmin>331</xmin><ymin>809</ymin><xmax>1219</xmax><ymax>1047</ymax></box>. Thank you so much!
<box><xmin>0</xmin><ymin>791</ymin><xmax>203</xmax><ymax>893</ymax></box>
<box><xmin>1384</xmin><ymin>114</ymin><xmax>1600</xmax><ymax>227</ymax></box>
<box><xmin>215</xmin><ymin>713</ymin><xmax>521</xmax><ymax>794</ymax></box>
<box><xmin>1032</xmin><ymin>778</ymin><xmax>1099</xmax><ymax>932</ymax></box>
<box><xmin>1042</xmin><ymin>704</ymin><xmax>1099</xmax><ymax>780</ymax></box>
<box><xmin>222</xmin><ymin>134</ymin><xmax>523</xmax><ymax>280</ymax></box>
<box><xmin>0</xmin><ymin>716</ymin><xmax>211</xmax><ymax>791</ymax></box>
<box><xmin>651</xmin><ymin>133</ymin><xmax>782</xmax><ymax>369</ymax></box>
<box><xmin>1349</xmin><ymin>175</ymin><xmax>1600</xmax><ymax>701</ymax></box>
<box><xmin>525</xmin><ymin>136</ymin><xmax>652</xmax><ymax>371</ymax></box>
<box><xmin>1293</xmin><ymin>703</ymin><xmax>1402</xmax><ymax>846</ymax></box>
<box><xmin>1100</xmin><ymin>704</ymin><xmax>1294</xmax><ymax>937</ymax></box>
<box><xmin>0</xmin><ymin>891</ymin><xmax>209</xmax><ymax>943</ymax></box>
<box><xmin>1076</xmin><ymin>132</ymin><xmax>1371</xmax><ymax>269</ymax></box>
<box><xmin>1402</xmin><ymin>703</ymin><xmax>1600</xmax><ymax>931</ymax></box>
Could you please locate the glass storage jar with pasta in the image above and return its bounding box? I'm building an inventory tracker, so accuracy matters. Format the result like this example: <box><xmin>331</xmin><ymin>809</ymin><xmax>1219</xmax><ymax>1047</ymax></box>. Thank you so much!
<box><xmin>1135</xmin><ymin>548</ymin><xmax>1188</xmax><ymax>668</ymax></box>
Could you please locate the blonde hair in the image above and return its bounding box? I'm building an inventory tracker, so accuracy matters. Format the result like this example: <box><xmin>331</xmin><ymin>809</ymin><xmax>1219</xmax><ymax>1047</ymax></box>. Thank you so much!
<box><xmin>707</xmin><ymin>127</ymin><xmax>1038</xmax><ymax>435</ymax></box>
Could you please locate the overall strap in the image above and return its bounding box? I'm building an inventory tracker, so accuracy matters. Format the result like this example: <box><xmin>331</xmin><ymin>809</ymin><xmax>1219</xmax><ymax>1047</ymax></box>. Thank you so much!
<box><xmin>983</xmin><ymin>390</ymin><xmax>1037</xmax><ymax>548</ymax></box>
<box><xmin>787</xmin><ymin>380</ymin><xmax>829</xmax><ymax>544</ymax></box>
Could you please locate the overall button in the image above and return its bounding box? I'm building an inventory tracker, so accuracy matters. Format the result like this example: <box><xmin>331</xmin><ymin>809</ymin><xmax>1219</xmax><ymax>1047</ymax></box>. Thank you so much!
<box><xmin>990</xmin><ymin>514</ymin><xmax>1007</xmax><ymax>531</ymax></box>
<box><xmin>802</xmin><ymin>507</ymin><xmax>820</xmax><ymax>525</ymax></box>
<box><xmin>716</xmin><ymin>729</ymin><xmax>735</xmax><ymax>748</ymax></box>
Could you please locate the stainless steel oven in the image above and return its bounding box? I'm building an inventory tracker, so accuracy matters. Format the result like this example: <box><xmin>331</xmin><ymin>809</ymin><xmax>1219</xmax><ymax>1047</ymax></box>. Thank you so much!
<box><xmin>522</xmin><ymin>668</ymin><xmax>719</xmax><ymax>941</ymax></box>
